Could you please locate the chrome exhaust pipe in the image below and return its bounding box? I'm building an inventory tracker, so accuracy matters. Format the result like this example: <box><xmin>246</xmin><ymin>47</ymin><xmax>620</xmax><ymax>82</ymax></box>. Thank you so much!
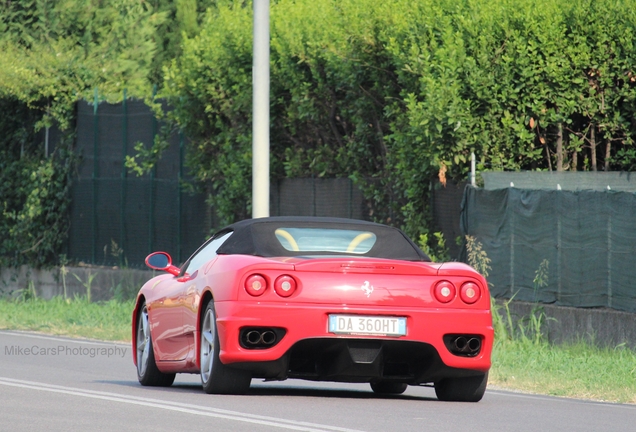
<box><xmin>468</xmin><ymin>337</ymin><xmax>481</xmax><ymax>353</ymax></box>
<box><xmin>242</xmin><ymin>328</ymin><xmax>283</xmax><ymax>348</ymax></box>
<box><xmin>246</xmin><ymin>330</ymin><xmax>262</xmax><ymax>345</ymax></box>
<box><xmin>446</xmin><ymin>335</ymin><xmax>482</xmax><ymax>356</ymax></box>
<box><xmin>453</xmin><ymin>336</ymin><xmax>468</xmax><ymax>352</ymax></box>
<box><xmin>261</xmin><ymin>330</ymin><xmax>276</xmax><ymax>345</ymax></box>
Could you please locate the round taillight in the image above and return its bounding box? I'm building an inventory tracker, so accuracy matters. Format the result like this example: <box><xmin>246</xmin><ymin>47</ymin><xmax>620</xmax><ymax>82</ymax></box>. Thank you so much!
<box><xmin>460</xmin><ymin>282</ymin><xmax>481</xmax><ymax>304</ymax></box>
<box><xmin>274</xmin><ymin>275</ymin><xmax>297</xmax><ymax>297</ymax></box>
<box><xmin>245</xmin><ymin>274</ymin><xmax>267</xmax><ymax>296</ymax></box>
<box><xmin>433</xmin><ymin>281</ymin><xmax>456</xmax><ymax>303</ymax></box>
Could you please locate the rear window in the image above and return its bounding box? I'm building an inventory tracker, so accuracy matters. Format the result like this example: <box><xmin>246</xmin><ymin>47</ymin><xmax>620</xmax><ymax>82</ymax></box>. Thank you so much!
<box><xmin>274</xmin><ymin>228</ymin><xmax>377</xmax><ymax>254</ymax></box>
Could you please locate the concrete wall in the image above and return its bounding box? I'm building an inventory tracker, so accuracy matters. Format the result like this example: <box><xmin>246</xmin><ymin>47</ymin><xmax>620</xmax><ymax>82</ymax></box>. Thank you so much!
<box><xmin>499</xmin><ymin>301</ymin><xmax>636</xmax><ymax>350</ymax></box>
<box><xmin>0</xmin><ymin>266</ymin><xmax>153</xmax><ymax>302</ymax></box>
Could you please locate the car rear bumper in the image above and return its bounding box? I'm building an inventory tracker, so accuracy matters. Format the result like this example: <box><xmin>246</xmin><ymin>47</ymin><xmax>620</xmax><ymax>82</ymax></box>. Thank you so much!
<box><xmin>214</xmin><ymin>301</ymin><xmax>492</xmax><ymax>381</ymax></box>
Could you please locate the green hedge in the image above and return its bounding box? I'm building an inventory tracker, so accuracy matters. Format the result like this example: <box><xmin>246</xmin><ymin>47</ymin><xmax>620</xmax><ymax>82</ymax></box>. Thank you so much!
<box><xmin>0</xmin><ymin>99</ymin><xmax>72</xmax><ymax>267</ymax></box>
<box><xmin>163</xmin><ymin>0</ymin><xmax>636</xmax><ymax>238</ymax></box>
<box><xmin>3</xmin><ymin>0</ymin><xmax>636</xmax><ymax>266</ymax></box>
<box><xmin>0</xmin><ymin>0</ymin><xmax>210</xmax><ymax>267</ymax></box>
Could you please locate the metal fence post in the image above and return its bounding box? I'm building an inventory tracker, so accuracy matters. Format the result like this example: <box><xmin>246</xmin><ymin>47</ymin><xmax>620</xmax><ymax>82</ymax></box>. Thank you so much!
<box><xmin>149</xmin><ymin>85</ymin><xmax>157</xmax><ymax>255</ymax></box>
<box><xmin>312</xmin><ymin>174</ymin><xmax>316</xmax><ymax>216</ymax></box>
<box><xmin>557</xmin><ymin>191</ymin><xmax>562</xmax><ymax>302</ymax></box>
<box><xmin>607</xmin><ymin>198</ymin><xmax>612</xmax><ymax>309</ymax></box>
<box><xmin>509</xmin><ymin>189</ymin><xmax>515</xmax><ymax>296</ymax></box>
<box><xmin>92</xmin><ymin>88</ymin><xmax>99</xmax><ymax>264</ymax></box>
<box><xmin>120</xmin><ymin>88</ymin><xmax>128</xmax><ymax>266</ymax></box>
<box><xmin>348</xmin><ymin>179</ymin><xmax>353</xmax><ymax>219</ymax></box>
<box><xmin>177</xmin><ymin>130</ymin><xmax>184</xmax><ymax>263</ymax></box>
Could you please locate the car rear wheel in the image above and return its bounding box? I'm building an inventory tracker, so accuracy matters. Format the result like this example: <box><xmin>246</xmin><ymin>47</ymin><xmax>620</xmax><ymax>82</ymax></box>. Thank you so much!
<box><xmin>200</xmin><ymin>300</ymin><xmax>251</xmax><ymax>394</ymax></box>
<box><xmin>370</xmin><ymin>381</ymin><xmax>408</xmax><ymax>395</ymax></box>
<box><xmin>434</xmin><ymin>372</ymin><xmax>488</xmax><ymax>402</ymax></box>
<box><xmin>136</xmin><ymin>303</ymin><xmax>176</xmax><ymax>387</ymax></box>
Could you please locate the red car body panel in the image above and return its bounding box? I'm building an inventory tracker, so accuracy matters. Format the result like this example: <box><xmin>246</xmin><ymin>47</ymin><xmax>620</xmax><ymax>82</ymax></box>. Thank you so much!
<box><xmin>214</xmin><ymin>302</ymin><xmax>492</xmax><ymax>369</ymax></box>
<box><xmin>133</xmin><ymin>255</ymin><xmax>492</xmax><ymax>375</ymax></box>
<box><xmin>132</xmin><ymin>217</ymin><xmax>493</xmax><ymax>391</ymax></box>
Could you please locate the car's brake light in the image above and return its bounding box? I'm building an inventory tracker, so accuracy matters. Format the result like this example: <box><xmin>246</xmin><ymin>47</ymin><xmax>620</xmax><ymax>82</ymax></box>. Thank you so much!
<box><xmin>245</xmin><ymin>274</ymin><xmax>267</xmax><ymax>296</ymax></box>
<box><xmin>274</xmin><ymin>275</ymin><xmax>297</xmax><ymax>297</ymax></box>
<box><xmin>460</xmin><ymin>282</ymin><xmax>481</xmax><ymax>304</ymax></box>
<box><xmin>433</xmin><ymin>281</ymin><xmax>456</xmax><ymax>303</ymax></box>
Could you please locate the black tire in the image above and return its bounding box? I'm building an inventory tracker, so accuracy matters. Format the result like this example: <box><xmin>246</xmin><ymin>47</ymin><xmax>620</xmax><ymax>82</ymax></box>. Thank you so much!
<box><xmin>370</xmin><ymin>381</ymin><xmax>408</xmax><ymax>395</ymax></box>
<box><xmin>136</xmin><ymin>303</ymin><xmax>176</xmax><ymax>387</ymax></box>
<box><xmin>434</xmin><ymin>372</ymin><xmax>488</xmax><ymax>402</ymax></box>
<box><xmin>200</xmin><ymin>300</ymin><xmax>251</xmax><ymax>394</ymax></box>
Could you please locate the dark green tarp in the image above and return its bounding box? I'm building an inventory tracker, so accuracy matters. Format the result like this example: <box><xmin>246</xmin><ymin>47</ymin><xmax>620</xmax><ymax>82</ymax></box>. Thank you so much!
<box><xmin>461</xmin><ymin>187</ymin><xmax>636</xmax><ymax>313</ymax></box>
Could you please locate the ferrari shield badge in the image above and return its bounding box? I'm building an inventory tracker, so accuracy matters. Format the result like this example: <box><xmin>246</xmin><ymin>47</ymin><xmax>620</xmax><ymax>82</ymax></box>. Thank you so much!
<box><xmin>361</xmin><ymin>281</ymin><xmax>374</xmax><ymax>297</ymax></box>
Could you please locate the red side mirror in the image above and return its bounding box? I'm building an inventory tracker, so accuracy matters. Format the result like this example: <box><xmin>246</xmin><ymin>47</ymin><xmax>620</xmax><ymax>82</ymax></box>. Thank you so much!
<box><xmin>145</xmin><ymin>252</ymin><xmax>180</xmax><ymax>276</ymax></box>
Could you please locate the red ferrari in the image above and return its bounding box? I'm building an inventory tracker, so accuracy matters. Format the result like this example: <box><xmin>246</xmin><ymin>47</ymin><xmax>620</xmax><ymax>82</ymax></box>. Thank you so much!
<box><xmin>132</xmin><ymin>217</ymin><xmax>492</xmax><ymax>401</ymax></box>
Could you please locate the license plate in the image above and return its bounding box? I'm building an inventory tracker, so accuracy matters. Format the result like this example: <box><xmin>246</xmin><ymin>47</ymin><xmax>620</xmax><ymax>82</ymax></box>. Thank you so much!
<box><xmin>328</xmin><ymin>315</ymin><xmax>407</xmax><ymax>337</ymax></box>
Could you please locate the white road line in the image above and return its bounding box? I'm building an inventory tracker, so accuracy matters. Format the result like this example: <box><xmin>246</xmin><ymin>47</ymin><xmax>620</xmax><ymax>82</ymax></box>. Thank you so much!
<box><xmin>486</xmin><ymin>389</ymin><xmax>636</xmax><ymax>409</ymax></box>
<box><xmin>0</xmin><ymin>377</ymin><xmax>364</xmax><ymax>432</ymax></box>
<box><xmin>0</xmin><ymin>330</ymin><xmax>129</xmax><ymax>346</ymax></box>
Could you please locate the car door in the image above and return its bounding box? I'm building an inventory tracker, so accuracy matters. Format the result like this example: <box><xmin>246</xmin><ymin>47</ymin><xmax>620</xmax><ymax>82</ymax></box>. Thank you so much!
<box><xmin>180</xmin><ymin>231</ymin><xmax>234</xmax><ymax>360</ymax></box>
<box><xmin>150</xmin><ymin>274</ymin><xmax>190</xmax><ymax>362</ymax></box>
<box><xmin>149</xmin><ymin>233</ymin><xmax>228</xmax><ymax>363</ymax></box>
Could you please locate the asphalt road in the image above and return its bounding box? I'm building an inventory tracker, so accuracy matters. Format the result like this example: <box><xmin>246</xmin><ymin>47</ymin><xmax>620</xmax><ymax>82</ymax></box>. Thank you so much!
<box><xmin>1</xmin><ymin>330</ymin><xmax>634</xmax><ymax>432</ymax></box>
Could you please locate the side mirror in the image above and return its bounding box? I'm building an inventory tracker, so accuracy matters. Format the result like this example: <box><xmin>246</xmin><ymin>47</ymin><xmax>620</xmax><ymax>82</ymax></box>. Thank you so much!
<box><xmin>145</xmin><ymin>252</ymin><xmax>180</xmax><ymax>276</ymax></box>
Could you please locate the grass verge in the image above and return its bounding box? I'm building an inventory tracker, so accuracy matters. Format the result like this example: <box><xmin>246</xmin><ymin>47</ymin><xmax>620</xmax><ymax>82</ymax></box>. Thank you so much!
<box><xmin>0</xmin><ymin>297</ymin><xmax>134</xmax><ymax>342</ymax></box>
<box><xmin>490</xmin><ymin>338</ymin><xmax>636</xmax><ymax>404</ymax></box>
<box><xmin>489</xmin><ymin>297</ymin><xmax>636</xmax><ymax>404</ymax></box>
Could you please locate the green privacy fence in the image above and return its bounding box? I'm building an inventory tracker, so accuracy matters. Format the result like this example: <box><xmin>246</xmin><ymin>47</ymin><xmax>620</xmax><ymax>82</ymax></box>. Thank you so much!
<box><xmin>461</xmin><ymin>186</ymin><xmax>636</xmax><ymax>313</ymax></box>
<box><xmin>67</xmin><ymin>92</ymin><xmax>371</xmax><ymax>268</ymax></box>
<box><xmin>68</xmin><ymin>92</ymin><xmax>212</xmax><ymax>268</ymax></box>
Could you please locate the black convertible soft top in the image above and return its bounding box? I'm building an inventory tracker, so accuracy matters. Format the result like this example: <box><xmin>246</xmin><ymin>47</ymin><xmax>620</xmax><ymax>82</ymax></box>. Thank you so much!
<box><xmin>215</xmin><ymin>217</ymin><xmax>430</xmax><ymax>262</ymax></box>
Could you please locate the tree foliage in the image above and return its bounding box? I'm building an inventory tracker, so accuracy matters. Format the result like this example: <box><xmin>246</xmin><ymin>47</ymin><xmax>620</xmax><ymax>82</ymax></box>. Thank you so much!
<box><xmin>0</xmin><ymin>0</ymin><xmax>169</xmax><ymax>128</ymax></box>
<box><xmin>0</xmin><ymin>0</ymin><xmax>209</xmax><ymax>267</ymax></box>
<box><xmin>164</xmin><ymin>1</ymin><xmax>403</xmax><ymax>227</ymax></box>
<box><xmin>163</xmin><ymin>0</ymin><xmax>636</xmax><ymax>237</ymax></box>
<box><xmin>4</xmin><ymin>0</ymin><xmax>636</xmax><ymax>265</ymax></box>
<box><xmin>0</xmin><ymin>98</ymin><xmax>76</xmax><ymax>267</ymax></box>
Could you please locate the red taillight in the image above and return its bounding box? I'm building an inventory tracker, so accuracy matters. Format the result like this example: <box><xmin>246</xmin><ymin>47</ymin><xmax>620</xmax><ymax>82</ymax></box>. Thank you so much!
<box><xmin>433</xmin><ymin>281</ymin><xmax>456</xmax><ymax>303</ymax></box>
<box><xmin>274</xmin><ymin>275</ymin><xmax>297</xmax><ymax>297</ymax></box>
<box><xmin>245</xmin><ymin>274</ymin><xmax>267</xmax><ymax>296</ymax></box>
<box><xmin>460</xmin><ymin>282</ymin><xmax>481</xmax><ymax>304</ymax></box>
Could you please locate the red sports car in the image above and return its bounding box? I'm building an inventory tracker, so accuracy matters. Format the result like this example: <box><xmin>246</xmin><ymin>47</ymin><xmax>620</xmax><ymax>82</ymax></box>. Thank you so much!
<box><xmin>132</xmin><ymin>217</ymin><xmax>492</xmax><ymax>401</ymax></box>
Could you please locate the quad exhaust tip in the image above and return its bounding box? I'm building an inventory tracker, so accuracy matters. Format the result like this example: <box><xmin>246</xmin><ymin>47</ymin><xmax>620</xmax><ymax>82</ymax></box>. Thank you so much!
<box><xmin>446</xmin><ymin>335</ymin><xmax>482</xmax><ymax>357</ymax></box>
<box><xmin>246</xmin><ymin>330</ymin><xmax>276</xmax><ymax>346</ymax></box>
<box><xmin>240</xmin><ymin>328</ymin><xmax>285</xmax><ymax>349</ymax></box>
